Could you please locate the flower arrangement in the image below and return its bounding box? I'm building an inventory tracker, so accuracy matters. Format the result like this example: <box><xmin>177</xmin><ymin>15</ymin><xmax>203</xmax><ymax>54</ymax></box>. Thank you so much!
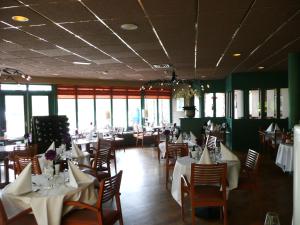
<box><xmin>173</xmin><ymin>84</ymin><xmax>200</xmax><ymax>98</ymax></box>
<box><xmin>45</xmin><ymin>150</ymin><xmax>56</xmax><ymax>161</ymax></box>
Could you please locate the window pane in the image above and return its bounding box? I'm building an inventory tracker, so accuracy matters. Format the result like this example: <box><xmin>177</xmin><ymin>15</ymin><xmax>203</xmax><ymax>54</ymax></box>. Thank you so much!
<box><xmin>158</xmin><ymin>99</ymin><xmax>170</xmax><ymax>125</ymax></box>
<box><xmin>31</xmin><ymin>96</ymin><xmax>49</xmax><ymax>116</ymax></box>
<box><xmin>265</xmin><ymin>89</ymin><xmax>277</xmax><ymax>118</ymax></box>
<box><xmin>204</xmin><ymin>93</ymin><xmax>214</xmax><ymax>117</ymax></box>
<box><xmin>128</xmin><ymin>99</ymin><xmax>141</xmax><ymax>127</ymax></box>
<box><xmin>176</xmin><ymin>98</ymin><xmax>184</xmax><ymax>111</ymax></box>
<box><xmin>28</xmin><ymin>85</ymin><xmax>52</xmax><ymax>91</ymax></box>
<box><xmin>1</xmin><ymin>84</ymin><xmax>26</xmax><ymax>91</ymax></box>
<box><xmin>280</xmin><ymin>88</ymin><xmax>289</xmax><ymax>119</ymax></box>
<box><xmin>77</xmin><ymin>99</ymin><xmax>94</xmax><ymax>132</ymax></box>
<box><xmin>112</xmin><ymin>99</ymin><xmax>127</xmax><ymax>128</ymax></box>
<box><xmin>249</xmin><ymin>90</ymin><xmax>261</xmax><ymax>118</ymax></box>
<box><xmin>216</xmin><ymin>93</ymin><xmax>225</xmax><ymax>117</ymax></box>
<box><xmin>144</xmin><ymin>99</ymin><xmax>157</xmax><ymax>126</ymax></box>
<box><xmin>96</xmin><ymin>99</ymin><xmax>111</xmax><ymax>129</ymax></box>
<box><xmin>234</xmin><ymin>90</ymin><xmax>244</xmax><ymax>119</ymax></box>
<box><xmin>5</xmin><ymin>95</ymin><xmax>25</xmax><ymax>138</ymax></box>
<box><xmin>194</xmin><ymin>96</ymin><xmax>200</xmax><ymax>118</ymax></box>
<box><xmin>58</xmin><ymin>99</ymin><xmax>76</xmax><ymax>133</ymax></box>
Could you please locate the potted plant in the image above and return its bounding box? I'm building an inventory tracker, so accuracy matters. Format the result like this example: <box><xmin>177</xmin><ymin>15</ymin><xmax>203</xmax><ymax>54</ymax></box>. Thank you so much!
<box><xmin>174</xmin><ymin>84</ymin><xmax>199</xmax><ymax>118</ymax></box>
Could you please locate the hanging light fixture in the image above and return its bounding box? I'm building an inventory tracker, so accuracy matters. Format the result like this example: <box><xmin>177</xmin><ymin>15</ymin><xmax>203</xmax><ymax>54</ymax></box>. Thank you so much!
<box><xmin>140</xmin><ymin>70</ymin><xmax>210</xmax><ymax>98</ymax></box>
<box><xmin>0</xmin><ymin>67</ymin><xmax>32</xmax><ymax>83</ymax></box>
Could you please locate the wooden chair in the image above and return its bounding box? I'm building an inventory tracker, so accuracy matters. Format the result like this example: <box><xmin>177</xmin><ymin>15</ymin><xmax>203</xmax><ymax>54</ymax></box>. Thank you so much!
<box><xmin>165</xmin><ymin>143</ymin><xmax>189</xmax><ymax>190</ymax></box>
<box><xmin>7</xmin><ymin>144</ymin><xmax>38</xmax><ymax>179</ymax></box>
<box><xmin>62</xmin><ymin>171</ymin><xmax>123</xmax><ymax>225</ymax></box>
<box><xmin>79</xmin><ymin>147</ymin><xmax>111</xmax><ymax>182</ymax></box>
<box><xmin>0</xmin><ymin>199</ymin><xmax>37</xmax><ymax>225</ymax></box>
<box><xmin>134</xmin><ymin>126</ymin><xmax>156</xmax><ymax>148</ymax></box>
<box><xmin>114</xmin><ymin>127</ymin><xmax>126</xmax><ymax>152</ymax></box>
<box><xmin>14</xmin><ymin>155</ymin><xmax>42</xmax><ymax>175</ymax></box>
<box><xmin>101</xmin><ymin>138</ymin><xmax>117</xmax><ymax>173</ymax></box>
<box><xmin>237</xmin><ymin>149</ymin><xmax>260</xmax><ymax>190</ymax></box>
<box><xmin>181</xmin><ymin>163</ymin><xmax>228</xmax><ymax>225</ymax></box>
<box><xmin>206</xmin><ymin>135</ymin><xmax>217</xmax><ymax>151</ymax></box>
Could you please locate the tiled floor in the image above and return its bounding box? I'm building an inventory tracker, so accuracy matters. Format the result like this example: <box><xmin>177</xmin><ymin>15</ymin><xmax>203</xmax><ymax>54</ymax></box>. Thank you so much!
<box><xmin>116</xmin><ymin>147</ymin><xmax>293</xmax><ymax>225</ymax></box>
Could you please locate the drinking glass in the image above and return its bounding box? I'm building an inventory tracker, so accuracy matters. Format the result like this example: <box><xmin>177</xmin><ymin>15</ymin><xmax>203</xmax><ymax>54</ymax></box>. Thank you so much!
<box><xmin>264</xmin><ymin>212</ymin><xmax>280</xmax><ymax>225</ymax></box>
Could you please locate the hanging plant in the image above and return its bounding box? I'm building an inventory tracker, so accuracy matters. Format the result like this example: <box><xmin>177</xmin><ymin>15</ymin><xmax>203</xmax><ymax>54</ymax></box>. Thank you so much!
<box><xmin>173</xmin><ymin>84</ymin><xmax>200</xmax><ymax>98</ymax></box>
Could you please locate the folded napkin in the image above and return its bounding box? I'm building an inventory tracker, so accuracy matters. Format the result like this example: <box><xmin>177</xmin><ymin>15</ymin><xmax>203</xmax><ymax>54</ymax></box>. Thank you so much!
<box><xmin>207</xmin><ymin>120</ymin><xmax>211</xmax><ymax>126</ymax></box>
<box><xmin>274</xmin><ymin>123</ymin><xmax>280</xmax><ymax>131</ymax></box>
<box><xmin>190</xmin><ymin>132</ymin><xmax>197</xmax><ymax>144</ymax></box>
<box><xmin>176</xmin><ymin>134</ymin><xmax>183</xmax><ymax>143</ymax></box>
<box><xmin>198</xmin><ymin>147</ymin><xmax>212</xmax><ymax>164</ymax></box>
<box><xmin>3</xmin><ymin>163</ymin><xmax>32</xmax><ymax>195</ymax></box>
<box><xmin>220</xmin><ymin>143</ymin><xmax>239</xmax><ymax>161</ymax></box>
<box><xmin>47</xmin><ymin>141</ymin><xmax>55</xmax><ymax>151</ymax></box>
<box><xmin>72</xmin><ymin>141</ymin><xmax>84</xmax><ymax>158</ymax></box>
<box><xmin>68</xmin><ymin>161</ymin><xmax>93</xmax><ymax>188</ymax></box>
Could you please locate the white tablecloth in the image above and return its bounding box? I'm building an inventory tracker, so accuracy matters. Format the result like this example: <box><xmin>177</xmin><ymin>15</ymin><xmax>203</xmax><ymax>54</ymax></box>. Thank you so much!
<box><xmin>171</xmin><ymin>156</ymin><xmax>240</xmax><ymax>205</ymax></box>
<box><xmin>1</xmin><ymin>173</ymin><xmax>97</xmax><ymax>225</ymax></box>
<box><xmin>276</xmin><ymin>143</ymin><xmax>293</xmax><ymax>172</ymax></box>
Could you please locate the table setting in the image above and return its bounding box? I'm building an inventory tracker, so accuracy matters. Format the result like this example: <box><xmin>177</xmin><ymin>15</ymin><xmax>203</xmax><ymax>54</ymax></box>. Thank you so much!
<box><xmin>0</xmin><ymin>160</ymin><xmax>98</xmax><ymax>225</ymax></box>
<box><xmin>171</xmin><ymin>142</ymin><xmax>240</xmax><ymax>205</ymax></box>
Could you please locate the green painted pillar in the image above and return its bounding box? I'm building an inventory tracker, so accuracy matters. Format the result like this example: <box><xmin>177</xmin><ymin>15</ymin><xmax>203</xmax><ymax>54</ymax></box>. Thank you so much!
<box><xmin>288</xmin><ymin>53</ymin><xmax>300</xmax><ymax>128</ymax></box>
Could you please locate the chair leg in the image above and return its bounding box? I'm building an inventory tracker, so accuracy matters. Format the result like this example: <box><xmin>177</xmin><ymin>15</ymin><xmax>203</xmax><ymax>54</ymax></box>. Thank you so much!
<box><xmin>165</xmin><ymin>168</ymin><xmax>169</xmax><ymax>190</ymax></box>
<box><xmin>191</xmin><ymin>206</ymin><xmax>195</xmax><ymax>225</ymax></box>
<box><xmin>119</xmin><ymin>216</ymin><xmax>124</xmax><ymax>225</ymax></box>
<box><xmin>181</xmin><ymin>189</ymin><xmax>185</xmax><ymax>220</ymax></box>
<box><xmin>223</xmin><ymin>204</ymin><xmax>228</xmax><ymax>225</ymax></box>
<box><xmin>157</xmin><ymin>147</ymin><xmax>160</xmax><ymax>162</ymax></box>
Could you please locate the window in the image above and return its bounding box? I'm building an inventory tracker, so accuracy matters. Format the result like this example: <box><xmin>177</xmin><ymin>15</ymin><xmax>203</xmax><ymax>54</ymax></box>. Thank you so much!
<box><xmin>96</xmin><ymin>98</ymin><xmax>111</xmax><ymax>129</ymax></box>
<box><xmin>176</xmin><ymin>98</ymin><xmax>184</xmax><ymax>111</ymax></box>
<box><xmin>280</xmin><ymin>88</ymin><xmax>289</xmax><ymax>119</ymax></box>
<box><xmin>31</xmin><ymin>96</ymin><xmax>49</xmax><ymax>116</ymax></box>
<box><xmin>5</xmin><ymin>95</ymin><xmax>25</xmax><ymax>138</ymax></box>
<box><xmin>158</xmin><ymin>99</ymin><xmax>170</xmax><ymax>125</ymax></box>
<box><xmin>1</xmin><ymin>84</ymin><xmax>26</xmax><ymax>91</ymax></box>
<box><xmin>58</xmin><ymin>99</ymin><xmax>76</xmax><ymax>133</ymax></box>
<box><xmin>265</xmin><ymin>89</ymin><xmax>277</xmax><ymax>118</ymax></box>
<box><xmin>215</xmin><ymin>93</ymin><xmax>225</xmax><ymax>117</ymax></box>
<box><xmin>144</xmin><ymin>98</ymin><xmax>157</xmax><ymax>126</ymax></box>
<box><xmin>28</xmin><ymin>85</ymin><xmax>52</xmax><ymax>91</ymax></box>
<box><xmin>204</xmin><ymin>93</ymin><xmax>214</xmax><ymax>117</ymax></box>
<box><xmin>249</xmin><ymin>90</ymin><xmax>261</xmax><ymax>118</ymax></box>
<box><xmin>112</xmin><ymin>98</ymin><xmax>127</xmax><ymax>128</ymax></box>
<box><xmin>77</xmin><ymin>98</ymin><xmax>94</xmax><ymax>132</ymax></box>
<box><xmin>234</xmin><ymin>90</ymin><xmax>244</xmax><ymax>119</ymax></box>
<box><xmin>194</xmin><ymin>96</ymin><xmax>200</xmax><ymax>118</ymax></box>
<box><xmin>128</xmin><ymin>99</ymin><xmax>141</xmax><ymax>127</ymax></box>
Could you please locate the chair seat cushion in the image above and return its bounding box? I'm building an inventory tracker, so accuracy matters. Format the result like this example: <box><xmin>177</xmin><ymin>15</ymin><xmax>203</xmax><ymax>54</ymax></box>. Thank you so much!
<box><xmin>62</xmin><ymin>208</ymin><xmax>119</xmax><ymax>225</ymax></box>
<box><xmin>193</xmin><ymin>185</ymin><xmax>224</xmax><ymax>204</ymax></box>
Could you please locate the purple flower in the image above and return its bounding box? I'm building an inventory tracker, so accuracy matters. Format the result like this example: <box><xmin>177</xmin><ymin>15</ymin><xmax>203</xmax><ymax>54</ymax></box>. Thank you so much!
<box><xmin>163</xmin><ymin>129</ymin><xmax>171</xmax><ymax>136</ymax></box>
<box><xmin>45</xmin><ymin>150</ymin><xmax>56</xmax><ymax>161</ymax></box>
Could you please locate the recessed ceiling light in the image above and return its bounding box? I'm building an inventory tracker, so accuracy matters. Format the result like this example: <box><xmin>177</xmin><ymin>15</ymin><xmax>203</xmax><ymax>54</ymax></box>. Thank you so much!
<box><xmin>258</xmin><ymin>66</ymin><xmax>264</xmax><ymax>70</ymax></box>
<box><xmin>153</xmin><ymin>64</ymin><xmax>172</xmax><ymax>69</ymax></box>
<box><xmin>52</xmin><ymin>73</ymin><xmax>59</xmax><ymax>76</ymax></box>
<box><xmin>12</xmin><ymin>16</ymin><xmax>29</xmax><ymax>22</ymax></box>
<box><xmin>233</xmin><ymin>53</ymin><xmax>241</xmax><ymax>57</ymax></box>
<box><xmin>139</xmin><ymin>78</ymin><xmax>143</xmax><ymax>81</ymax></box>
<box><xmin>120</xmin><ymin>23</ymin><xmax>138</xmax><ymax>30</ymax></box>
<box><xmin>201</xmin><ymin>75</ymin><xmax>207</xmax><ymax>78</ymax></box>
<box><xmin>73</xmin><ymin>61</ymin><xmax>91</xmax><ymax>65</ymax></box>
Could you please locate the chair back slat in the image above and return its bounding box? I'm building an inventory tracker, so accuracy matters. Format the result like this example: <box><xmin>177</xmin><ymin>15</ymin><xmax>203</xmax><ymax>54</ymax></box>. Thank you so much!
<box><xmin>15</xmin><ymin>155</ymin><xmax>42</xmax><ymax>175</ymax></box>
<box><xmin>97</xmin><ymin>171</ymin><xmax>123</xmax><ymax>207</ymax></box>
<box><xmin>166</xmin><ymin>143</ymin><xmax>189</xmax><ymax>160</ymax></box>
<box><xmin>245</xmin><ymin>149</ymin><xmax>260</xmax><ymax>173</ymax></box>
<box><xmin>191</xmin><ymin>163</ymin><xmax>227</xmax><ymax>187</ymax></box>
<box><xmin>93</xmin><ymin>147</ymin><xmax>111</xmax><ymax>170</ymax></box>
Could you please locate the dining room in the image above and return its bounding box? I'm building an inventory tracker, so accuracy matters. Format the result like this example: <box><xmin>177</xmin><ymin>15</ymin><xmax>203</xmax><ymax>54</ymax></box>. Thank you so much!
<box><xmin>0</xmin><ymin>0</ymin><xmax>299</xmax><ymax>224</ymax></box>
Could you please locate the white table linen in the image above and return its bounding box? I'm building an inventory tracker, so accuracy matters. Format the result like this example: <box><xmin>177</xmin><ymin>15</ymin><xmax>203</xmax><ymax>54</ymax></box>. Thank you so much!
<box><xmin>158</xmin><ymin>140</ymin><xmax>198</xmax><ymax>158</ymax></box>
<box><xmin>171</xmin><ymin>156</ymin><xmax>240</xmax><ymax>205</ymax></box>
<box><xmin>1</xmin><ymin>173</ymin><xmax>97</xmax><ymax>225</ymax></box>
<box><xmin>276</xmin><ymin>143</ymin><xmax>293</xmax><ymax>172</ymax></box>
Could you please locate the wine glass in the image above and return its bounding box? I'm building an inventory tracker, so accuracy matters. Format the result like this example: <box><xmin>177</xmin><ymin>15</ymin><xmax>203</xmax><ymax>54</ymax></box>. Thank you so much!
<box><xmin>264</xmin><ymin>212</ymin><xmax>280</xmax><ymax>225</ymax></box>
